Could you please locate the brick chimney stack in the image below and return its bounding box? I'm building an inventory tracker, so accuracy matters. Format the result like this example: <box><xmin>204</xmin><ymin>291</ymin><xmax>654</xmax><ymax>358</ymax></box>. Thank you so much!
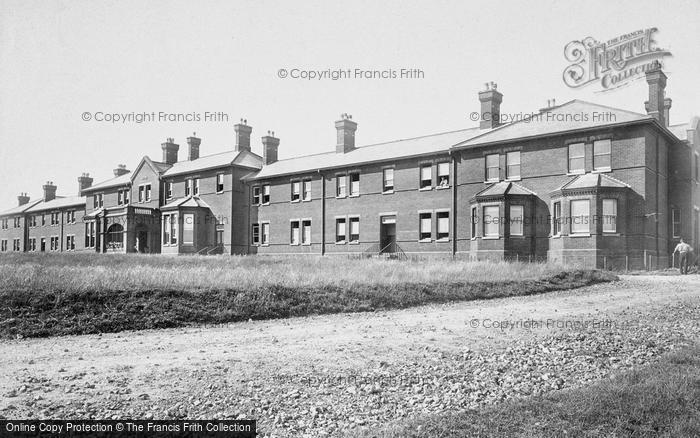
<box><xmin>17</xmin><ymin>193</ymin><xmax>29</xmax><ymax>206</ymax></box>
<box><xmin>78</xmin><ymin>173</ymin><xmax>93</xmax><ymax>193</ymax></box>
<box><xmin>663</xmin><ymin>98</ymin><xmax>672</xmax><ymax>127</ymax></box>
<box><xmin>113</xmin><ymin>164</ymin><xmax>129</xmax><ymax>177</ymax></box>
<box><xmin>262</xmin><ymin>131</ymin><xmax>280</xmax><ymax>165</ymax></box>
<box><xmin>43</xmin><ymin>181</ymin><xmax>57</xmax><ymax>202</ymax></box>
<box><xmin>335</xmin><ymin>114</ymin><xmax>357</xmax><ymax>154</ymax></box>
<box><xmin>187</xmin><ymin>133</ymin><xmax>201</xmax><ymax>160</ymax></box>
<box><xmin>161</xmin><ymin>138</ymin><xmax>179</xmax><ymax>164</ymax></box>
<box><xmin>644</xmin><ymin>61</ymin><xmax>668</xmax><ymax>127</ymax></box>
<box><xmin>478</xmin><ymin>82</ymin><xmax>503</xmax><ymax>129</ymax></box>
<box><xmin>234</xmin><ymin>119</ymin><xmax>252</xmax><ymax>152</ymax></box>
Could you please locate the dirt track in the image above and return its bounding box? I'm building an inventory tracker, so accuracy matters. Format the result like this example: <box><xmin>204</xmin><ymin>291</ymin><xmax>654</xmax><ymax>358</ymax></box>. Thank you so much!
<box><xmin>1</xmin><ymin>275</ymin><xmax>699</xmax><ymax>437</ymax></box>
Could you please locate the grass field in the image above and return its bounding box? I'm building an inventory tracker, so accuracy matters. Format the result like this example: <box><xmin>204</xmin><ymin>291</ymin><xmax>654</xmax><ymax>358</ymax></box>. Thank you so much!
<box><xmin>0</xmin><ymin>253</ymin><xmax>616</xmax><ymax>338</ymax></box>
<box><xmin>355</xmin><ymin>345</ymin><xmax>700</xmax><ymax>438</ymax></box>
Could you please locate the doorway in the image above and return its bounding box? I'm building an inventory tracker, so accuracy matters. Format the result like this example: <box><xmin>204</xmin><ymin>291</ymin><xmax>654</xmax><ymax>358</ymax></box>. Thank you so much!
<box><xmin>380</xmin><ymin>215</ymin><xmax>396</xmax><ymax>253</ymax></box>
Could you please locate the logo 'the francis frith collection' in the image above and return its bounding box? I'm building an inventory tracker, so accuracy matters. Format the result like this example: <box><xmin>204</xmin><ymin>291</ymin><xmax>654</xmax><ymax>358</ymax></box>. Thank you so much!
<box><xmin>563</xmin><ymin>28</ymin><xmax>672</xmax><ymax>91</ymax></box>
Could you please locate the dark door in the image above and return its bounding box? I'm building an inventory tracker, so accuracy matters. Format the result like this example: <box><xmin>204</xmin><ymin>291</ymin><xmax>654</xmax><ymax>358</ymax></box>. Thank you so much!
<box><xmin>380</xmin><ymin>215</ymin><xmax>396</xmax><ymax>253</ymax></box>
<box><xmin>137</xmin><ymin>230</ymin><xmax>148</xmax><ymax>253</ymax></box>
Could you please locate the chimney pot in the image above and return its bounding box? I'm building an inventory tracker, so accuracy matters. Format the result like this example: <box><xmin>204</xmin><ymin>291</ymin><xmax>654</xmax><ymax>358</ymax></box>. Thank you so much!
<box><xmin>17</xmin><ymin>193</ymin><xmax>30</xmax><ymax>206</ymax></box>
<box><xmin>187</xmin><ymin>134</ymin><xmax>201</xmax><ymax>160</ymax></box>
<box><xmin>78</xmin><ymin>172</ymin><xmax>94</xmax><ymax>193</ymax></box>
<box><xmin>161</xmin><ymin>138</ymin><xmax>180</xmax><ymax>164</ymax></box>
<box><xmin>113</xmin><ymin>164</ymin><xmax>130</xmax><ymax>177</ymax></box>
<box><xmin>234</xmin><ymin>120</ymin><xmax>253</xmax><ymax>152</ymax></box>
<box><xmin>645</xmin><ymin>65</ymin><xmax>668</xmax><ymax>126</ymax></box>
<box><xmin>478</xmin><ymin>85</ymin><xmax>503</xmax><ymax>129</ymax></box>
<box><xmin>262</xmin><ymin>132</ymin><xmax>280</xmax><ymax>165</ymax></box>
<box><xmin>42</xmin><ymin>182</ymin><xmax>57</xmax><ymax>202</ymax></box>
<box><xmin>335</xmin><ymin>115</ymin><xmax>358</xmax><ymax>153</ymax></box>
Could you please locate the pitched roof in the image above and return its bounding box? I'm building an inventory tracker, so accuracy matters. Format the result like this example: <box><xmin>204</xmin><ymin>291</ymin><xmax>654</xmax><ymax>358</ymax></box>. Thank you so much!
<box><xmin>25</xmin><ymin>196</ymin><xmax>86</xmax><ymax>213</ymax></box>
<box><xmin>453</xmin><ymin>100</ymin><xmax>653</xmax><ymax>149</ymax></box>
<box><xmin>0</xmin><ymin>199</ymin><xmax>42</xmax><ymax>217</ymax></box>
<box><xmin>163</xmin><ymin>150</ymin><xmax>262</xmax><ymax>177</ymax></box>
<box><xmin>82</xmin><ymin>172</ymin><xmax>132</xmax><ymax>192</ymax></box>
<box><xmin>668</xmin><ymin>123</ymin><xmax>689</xmax><ymax>141</ymax></box>
<box><xmin>554</xmin><ymin>173</ymin><xmax>631</xmax><ymax>192</ymax></box>
<box><xmin>250</xmin><ymin>127</ymin><xmax>485</xmax><ymax>180</ymax></box>
<box><xmin>161</xmin><ymin>196</ymin><xmax>212</xmax><ymax>211</ymax></box>
<box><xmin>476</xmin><ymin>181</ymin><xmax>537</xmax><ymax>198</ymax></box>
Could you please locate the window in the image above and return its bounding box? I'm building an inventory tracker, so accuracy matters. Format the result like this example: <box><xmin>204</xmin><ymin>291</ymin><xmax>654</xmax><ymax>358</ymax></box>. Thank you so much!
<box><xmin>350</xmin><ymin>173</ymin><xmax>360</xmax><ymax>196</ymax></box>
<box><xmin>593</xmin><ymin>140</ymin><xmax>611</xmax><ymax>171</ymax></box>
<box><xmin>302</xmin><ymin>180</ymin><xmax>311</xmax><ymax>201</ymax></box>
<box><xmin>193</xmin><ymin>179</ymin><xmax>199</xmax><ymax>196</ymax></box>
<box><xmin>1</xmin><ymin>219</ymin><xmax>6</xmax><ymax>229</ymax></box>
<box><xmin>420</xmin><ymin>165</ymin><xmax>432</xmax><ymax>189</ymax></box>
<box><xmin>483</xmin><ymin>205</ymin><xmax>499</xmax><ymax>238</ymax></box>
<box><xmin>291</xmin><ymin>181</ymin><xmax>301</xmax><ymax>202</ymax></box>
<box><xmin>139</xmin><ymin>185</ymin><xmax>145</xmax><ymax>202</ymax></box>
<box><xmin>14</xmin><ymin>238</ymin><xmax>21</xmax><ymax>251</ymax></box>
<box><xmin>568</xmin><ymin>143</ymin><xmax>585</xmax><ymax>173</ymax></box>
<box><xmin>50</xmin><ymin>236</ymin><xmax>58</xmax><ymax>251</ymax></box>
<box><xmin>41</xmin><ymin>215</ymin><xmax>45</xmax><ymax>226</ymax></box>
<box><xmin>486</xmin><ymin>154</ymin><xmax>499</xmax><ymax>182</ymax></box>
<box><xmin>302</xmin><ymin>220</ymin><xmax>312</xmax><ymax>245</ymax></box>
<box><xmin>252</xmin><ymin>223</ymin><xmax>260</xmax><ymax>245</ymax></box>
<box><xmin>185</xmin><ymin>179</ymin><xmax>192</xmax><ymax>196</ymax></box>
<box><xmin>437</xmin><ymin>211</ymin><xmax>449</xmax><ymax>240</ymax></box>
<box><xmin>419</xmin><ymin>212</ymin><xmax>432</xmax><ymax>241</ymax></box>
<box><xmin>262</xmin><ymin>185</ymin><xmax>270</xmax><ymax>204</ymax></box>
<box><xmin>216</xmin><ymin>174</ymin><xmax>224</xmax><ymax>193</ymax></box>
<box><xmin>336</xmin><ymin>176</ymin><xmax>347</xmax><ymax>198</ymax></box>
<box><xmin>29</xmin><ymin>216</ymin><xmax>36</xmax><ymax>227</ymax></box>
<box><xmin>118</xmin><ymin>190</ymin><xmax>123</xmax><ymax>205</ymax></box>
<box><xmin>602</xmin><ymin>199</ymin><xmax>617</xmax><ymax>233</ymax></box>
<box><xmin>290</xmin><ymin>221</ymin><xmax>300</xmax><ymax>245</ymax></box>
<box><xmin>506</xmin><ymin>151</ymin><xmax>521</xmax><ymax>179</ymax></box>
<box><xmin>570</xmin><ymin>199</ymin><xmax>590</xmax><ymax>234</ymax></box>
<box><xmin>66</xmin><ymin>211</ymin><xmax>75</xmax><ymax>224</ymax></box>
<box><xmin>40</xmin><ymin>237</ymin><xmax>45</xmax><ymax>252</ymax></box>
<box><xmin>50</xmin><ymin>212</ymin><xmax>59</xmax><ymax>225</ymax></box>
<box><xmin>437</xmin><ymin>162</ymin><xmax>450</xmax><ymax>188</ymax></box>
<box><xmin>1</xmin><ymin>240</ymin><xmax>7</xmax><ymax>251</ymax></box>
<box><xmin>14</xmin><ymin>217</ymin><xmax>21</xmax><ymax>228</ymax></box>
<box><xmin>261</xmin><ymin>222</ymin><xmax>270</xmax><ymax>245</ymax></box>
<box><xmin>216</xmin><ymin>226</ymin><xmax>224</xmax><ymax>245</ymax></box>
<box><xmin>552</xmin><ymin>202</ymin><xmax>562</xmax><ymax>236</ymax></box>
<box><xmin>28</xmin><ymin>238</ymin><xmax>36</xmax><ymax>252</ymax></box>
<box><xmin>252</xmin><ymin>186</ymin><xmax>261</xmax><ymax>205</ymax></box>
<box><xmin>166</xmin><ymin>182</ymin><xmax>173</xmax><ymax>199</ymax></box>
<box><xmin>510</xmin><ymin>205</ymin><xmax>524</xmax><ymax>236</ymax></box>
<box><xmin>383</xmin><ymin>168</ymin><xmax>394</xmax><ymax>193</ymax></box>
<box><xmin>349</xmin><ymin>217</ymin><xmax>359</xmax><ymax>243</ymax></box>
<box><xmin>672</xmin><ymin>208</ymin><xmax>681</xmax><ymax>238</ymax></box>
<box><xmin>94</xmin><ymin>193</ymin><xmax>103</xmax><ymax>209</ymax></box>
<box><xmin>66</xmin><ymin>235</ymin><xmax>75</xmax><ymax>251</ymax></box>
<box><xmin>183</xmin><ymin>213</ymin><xmax>194</xmax><ymax>245</ymax></box>
<box><xmin>163</xmin><ymin>213</ymin><xmax>178</xmax><ymax>245</ymax></box>
<box><xmin>335</xmin><ymin>218</ymin><xmax>346</xmax><ymax>243</ymax></box>
<box><xmin>85</xmin><ymin>222</ymin><xmax>95</xmax><ymax>248</ymax></box>
<box><xmin>471</xmin><ymin>206</ymin><xmax>477</xmax><ymax>238</ymax></box>
<box><xmin>145</xmin><ymin>184</ymin><xmax>152</xmax><ymax>201</ymax></box>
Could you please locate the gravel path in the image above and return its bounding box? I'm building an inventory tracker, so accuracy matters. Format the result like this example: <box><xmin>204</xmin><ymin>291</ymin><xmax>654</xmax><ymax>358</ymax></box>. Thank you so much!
<box><xmin>1</xmin><ymin>275</ymin><xmax>699</xmax><ymax>437</ymax></box>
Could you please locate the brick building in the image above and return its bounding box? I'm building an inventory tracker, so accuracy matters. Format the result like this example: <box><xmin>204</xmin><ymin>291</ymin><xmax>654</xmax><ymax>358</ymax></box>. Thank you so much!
<box><xmin>1</xmin><ymin>66</ymin><xmax>698</xmax><ymax>268</ymax></box>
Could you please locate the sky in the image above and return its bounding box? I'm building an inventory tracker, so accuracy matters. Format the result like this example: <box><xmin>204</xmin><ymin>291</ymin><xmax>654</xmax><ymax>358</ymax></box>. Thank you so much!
<box><xmin>1</xmin><ymin>0</ymin><xmax>699</xmax><ymax>208</ymax></box>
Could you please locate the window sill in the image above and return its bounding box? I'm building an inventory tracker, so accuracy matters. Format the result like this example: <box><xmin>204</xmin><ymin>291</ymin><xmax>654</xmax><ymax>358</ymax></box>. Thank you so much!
<box><xmin>290</xmin><ymin>243</ymin><xmax>300</xmax><ymax>246</ymax></box>
<box><xmin>504</xmin><ymin>177</ymin><xmax>521</xmax><ymax>182</ymax></box>
<box><xmin>603</xmin><ymin>232</ymin><xmax>620</xmax><ymax>236</ymax></box>
<box><xmin>335</xmin><ymin>241</ymin><xmax>346</xmax><ymax>245</ymax></box>
<box><xmin>592</xmin><ymin>168</ymin><xmax>612</xmax><ymax>173</ymax></box>
<box><xmin>302</xmin><ymin>198</ymin><xmax>312</xmax><ymax>202</ymax></box>
<box><xmin>419</xmin><ymin>187</ymin><xmax>433</xmax><ymax>191</ymax></box>
<box><xmin>302</xmin><ymin>243</ymin><xmax>311</xmax><ymax>246</ymax></box>
<box><xmin>436</xmin><ymin>185</ymin><xmax>451</xmax><ymax>190</ymax></box>
<box><xmin>509</xmin><ymin>235</ymin><xmax>526</xmax><ymax>238</ymax></box>
<box><xmin>290</xmin><ymin>200</ymin><xmax>301</xmax><ymax>204</ymax></box>
<box><xmin>484</xmin><ymin>180</ymin><xmax>500</xmax><ymax>184</ymax></box>
<box><xmin>382</xmin><ymin>190</ymin><xmax>395</xmax><ymax>195</ymax></box>
<box><xmin>349</xmin><ymin>194</ymin><xmax>360</xmax><ymax>198</ymax></box>
<box><xmin>550</xmin><ymin>234</ymin><xmax>562</xmax><ymax>239</ymax></box>
<box><xmin>336</xmin><ymin>196</ymin><xmax>347</xmax><ymax>199</ymax></box>
<box><xmin>482</xmin><ymin>236</ymin><xmax>501</xmax><ymax>240</ymax></box>
<box><xmin>216</xmin><ymin>191</ymin><xmax>224</xmax><ymax>195</ymax></box>
<box><xmin>566</xmin><ymin>171</ymin><xmax>586</xmax><ymax>176</ymax></box>
<box><xmin>436</xmin><ymin>238</ymin><xmax>450</xmax><ymax>242</ymax></box>
<box><xmin>349</xmin><ymin>241</ymin><xmax>360</xmax><ymax>245</ymax></box>
<box><xmin>418</xmin><ymin>238</ymin><xmax>432</xmax><ymax>243</ymax></box>
<box><xmin>569</xmin><ymin>233</ymin><xmax>591</xmax><ymax>237</ymax></box>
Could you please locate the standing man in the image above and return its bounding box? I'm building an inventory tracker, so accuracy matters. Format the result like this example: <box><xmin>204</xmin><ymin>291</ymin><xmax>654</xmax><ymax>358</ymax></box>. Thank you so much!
<box><xmin>673</xmin><ymin>238</ymin><xmax>694</xmax><ymax>275</ymax></box>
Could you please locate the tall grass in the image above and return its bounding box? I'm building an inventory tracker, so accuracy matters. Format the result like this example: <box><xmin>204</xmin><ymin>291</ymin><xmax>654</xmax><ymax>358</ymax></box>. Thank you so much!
<box><xmin>0</xmin><ymin>253</ymin><xmax>572</xmax><ymax>294</ymax></box>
